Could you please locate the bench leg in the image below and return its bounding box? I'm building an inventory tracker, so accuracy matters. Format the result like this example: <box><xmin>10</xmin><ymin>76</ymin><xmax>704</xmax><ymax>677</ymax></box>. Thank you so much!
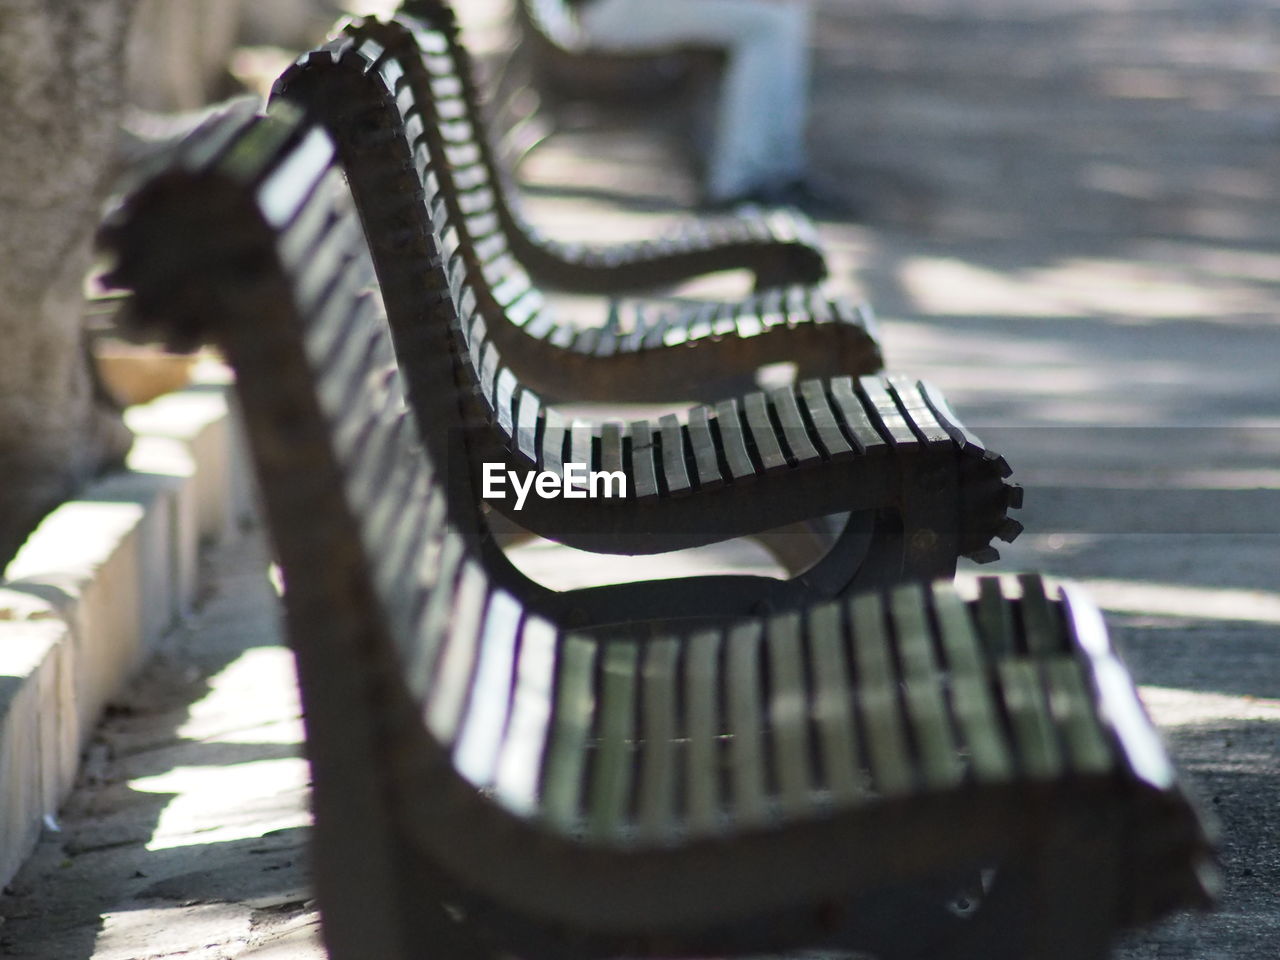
<box><xmin>944</xmin><ymin>813</ymin><xmax>1123</xmax><ymax>960</ymax></box>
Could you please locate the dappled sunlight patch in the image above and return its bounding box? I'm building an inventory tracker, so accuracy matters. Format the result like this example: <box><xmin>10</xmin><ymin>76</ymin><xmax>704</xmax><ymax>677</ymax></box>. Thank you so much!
<box><xmin>122</xmin><ymin>646</ymin><xmax>310</xmax><ymax>852</ymax></box>
<box><xmin>1082</xmin><ymin>579</ymin><xmax>1280</xmax><ymax>626</ymax></box>
<box><xmin>505</xmin><ymin>535</ymin><xmax>785</xmax><ymax>591</ymax></box>
<box><xmin>1138</xmin><ymin>686</ymin><xmax>1280</xmax><ymax>728</ymax></box>
<box><xmin>96</xmin><ymin>901</ymin><xmax>250</xmax><ymax>960</ymax></box>
<box><xmin>175</xmin><ymin>646</ymin><xmax>303</xmax><ymax>746</ymax></box>
<box><xmin>1136</xmin><ymin>239</ymin><xmax>1280</xmax><ymax>286</ymax></box>
<box><xmin>899</xmin><ymin>257</ymin><xmax>1070</xmax><ymax>317</ymax></box>
<box><xmin>899</xmin><ymin>253</ymin><xmax>1264</xmax><ymax>320</ymax></box>
<box><xmin>130</xmin><ymin>757</ymin><xmax>310</xmax><ymax>852</ymax></box>
<box><xmin>4</xmin><ymin>502</ymin><xmax>145</xmax><ymax>579</ymax></box>
<box><xmin>954</xmin><ymin>571</ymin><xmax>1280</xmax><ymax>627</ymax></box>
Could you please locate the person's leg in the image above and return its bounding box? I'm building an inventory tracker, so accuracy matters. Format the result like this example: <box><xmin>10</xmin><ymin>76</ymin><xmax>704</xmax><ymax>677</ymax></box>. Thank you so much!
<box><xmin>579</xmin><ymin>0</ymin><xmax>812</xmax><ymax>202</ymax></box>
<box><xmin>710</xmin><ymin>0</ymin><xmax>810</xmax><ymax>199</ymax></box>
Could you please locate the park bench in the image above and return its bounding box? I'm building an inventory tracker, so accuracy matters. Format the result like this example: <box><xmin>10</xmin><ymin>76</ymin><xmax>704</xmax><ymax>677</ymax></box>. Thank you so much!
<box><xmin>100</xmin><ymin>100</ymin><xmax>1215</xmax><ymax>960</ymax></box>
<box><xmin>270</xmin><ymin>20</ymin><xmax>1022</xmax><ymax>595</ymax></box>
<box><xmin>285</xmin><ymin>2</ymin><xmax>839</xmax><ymax>407</ymax></box>
<box><xmin>499</xmin><ymin>0</ymin><xmax>724</xmax><ymax>190</ymax></box>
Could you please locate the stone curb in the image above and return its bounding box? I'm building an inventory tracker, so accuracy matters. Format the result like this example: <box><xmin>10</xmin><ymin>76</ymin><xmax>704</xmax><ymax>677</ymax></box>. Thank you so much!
<box><xmin>0</xmin><ymin>367</ymin><xmax>250</xmax><ymax>888</ymax></box>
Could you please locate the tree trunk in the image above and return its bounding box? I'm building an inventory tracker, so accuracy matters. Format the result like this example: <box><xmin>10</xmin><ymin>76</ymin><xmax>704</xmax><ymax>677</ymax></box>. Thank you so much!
<box><xmin>0</xmin><ymin>0</ymin><xmax>138</xmax><ymax>568</ymax></box>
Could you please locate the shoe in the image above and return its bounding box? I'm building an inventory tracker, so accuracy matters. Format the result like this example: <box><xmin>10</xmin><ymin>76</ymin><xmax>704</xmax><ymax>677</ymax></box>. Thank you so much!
<box><xmin>702</xmin><ymin>174</ymin><xmax>863</xmax><ymax>220</ymax></box>
<box><xmin>748</xmin><ymin>175</ymin><xmax>864</xmax><ymax>220</ymax></box>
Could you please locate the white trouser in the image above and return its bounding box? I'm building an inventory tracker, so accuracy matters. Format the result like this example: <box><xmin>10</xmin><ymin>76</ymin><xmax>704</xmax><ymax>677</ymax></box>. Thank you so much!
<box><xmin>579</xmin><ymin>0</ymin><xmax>811</xmax><ymax>202</ymax></box>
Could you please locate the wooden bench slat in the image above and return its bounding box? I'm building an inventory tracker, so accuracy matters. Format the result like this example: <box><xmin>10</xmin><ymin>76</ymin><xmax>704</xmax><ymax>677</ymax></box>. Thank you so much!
<box><xmin>454</xmin><ymin>590</ymin><xmax>523</xmax><ymax>787</ymax></box>
<box><xmin>540</xmin><ymin>408</ymin><xmax>566</xmax><ymax>475</ymax></box>
<box><xmin>404</xmin><ymin>533</ymin><xmax>465</xmax><ymax>697</ymax></box>
<box><xmin>542</xmin><ymin>635</ymin><xmax>597</xmax><ymax>831</ymax></box>
<box><xmin>629</xmin><ymin>421</ymin><xmax>659</xmax><ymax>501</ymax></box>
<box><xmin>805</xmin><ymin>601</ymin><xmax>865</xmax><ymax>801</ymax></box>
<box><xmin>658</xmin><ymin>414</ymin><xmax>692</xmax><ymax>496</ymax></box>
<box><xmin>742</xmin><ymin>391</ymin><xmax>788</xmax><ymax>473</ymax></box>
<box><xmin>1043</xmin><ymin>659</ymin><xmax>1115</xmax><ymax>776</ymax></box>
<box><xmin>976</xmin><ymin>577</ymin><xmax>1018</xmax><ymax>658</ymax></box>
<box><xmin>798</xmin><ymin>378</ymin><xmax>853</xmax><ymax>461</ymax></box>
<box><xmin>637</xmin><ymin>638</ymin><xmax>680</xmax><ymax>839</ymax></box>
<box><xmin>277</xmin><ymin>167</ymin><xmax>349</xmax><ymax>270</ymax></box>
<box><xmin>849</xmin><ymin>594</ymin><xmax>915</xmax><ymax>796</ymax></box>
<box><xmin>515</xmin><ymin>388</ymin><xmax>541</xmax><ymax>463</ymax></box>
<box><xmin>492</xmin><ymin>615</ymin><xmax>559</xmax><ymax>814</ymax></box>
<box><xmin>589</xmin><ymin>640</ymin><xmax>640</xmax><ymax>837</ymax></box>
<box><xmin>769</xmin><ymin>385</ymin><xmax>821</xmax><ymax>466</ymax></box>
<box><xmin>569</xmin><ymin>419</ymin><xmax>593</xmax><ymax>478</ymax></box>
<box><xmin>889</xmin><ymin>585</ymin><xmax>965</xmax><ymax>789</ymax></box>
<box><xmin>886</xmin><ymin>376</ymin><xmax>953</xmax><ymax>446</ymax></box>
<box><xmin>930</xmin><ymin>589</ymin><xmax>1015</xmax><ymax>783</ymax></box>
<box><xmin>725</xmin><ymin>621</ymin><xmax>769</xmax><ymax>826</ymax></box>
<box><xmin>858</xmin><ymin>376</ymin><xmax>920</xmax><ymax>450</ymax></box>
<box><xmin>766</xmin><ymin>612</ymin><xmax>814</xmax><ymax>815</ymax></box>
<box><xmin>424</xmin><ymin>560</ymin><xmax>490</xmax><ymax>744</ymax></box>
<box><xmin>683</xmin><ymin>629</ymin><xmax>722</xmax><ymax>832</ymax></box>
<box><xmin>756</xmin><ymin>287</ymin><xmax>786</xmax><ymax>330</ymax></box>
<box><xmin>714</xmin><ymin>398</ymin><xmax>757</xmax><ymax>481</ymax></box>
<box><xmin>1018</xmin><ymin>573</ymin><xmax>1062</xmax><ymax>657</ymax></box>
<box><xmin>997</xmin><ymin>659</ymin><xmax>1065</xmax><ymax>780</ymax></box>
<box><xmin>495</xmin><ymin>367</ymin><xmax>518</xmax><ymax>438</ymax></box>
<box><xmin>255</xmin><ymin>126</ymin><xmax>336</xmax><ymax>228</ymax></box>
<box><xmin>686</xmin><ymin>405</ymin><xmax>724</xmax><ymax>490</ymax></box>
<box><xmin>828</xmin><ymin>376</ymin><xmax>886</xmax><ymax>455</ymax></box>
<box><xmin>598</xmin><ymin>421</ymin><xmax>624</xmax><ymax>478</ymax></box>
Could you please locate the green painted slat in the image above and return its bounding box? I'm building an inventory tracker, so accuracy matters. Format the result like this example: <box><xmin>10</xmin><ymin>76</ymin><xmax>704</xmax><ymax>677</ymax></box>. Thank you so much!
<box><xmin>1043</xmin><ymin>659</ymin><xmax>1115</xmax><ymax>776</ymax></box>
<box><xmin>769</xmin><ymin>386</ymin><xmax>820</xmax><ymax>465</ymax></box>
<box><xmin>997</xmin><ymin>660</ymin><xmax>1064</xmax><ymax>780</ymax></box>
<box><xmin>726</xmin><ymin>622</ymin><xmax>769</xmax><ymax>826</ymax></box>
<box><xmin>424</xmin><ymin>561</ymin><xmax>489</xmax><ymax>744</ymax></box>
<box><xmin>849</xmin><ymin>593</ymin><xmax>914</xmax><ymax>796</ymax></box>
<box><xmin>798</xmin><ymin>378</ymin><xmax>853</xmax><ymax>460</ymax></box>
<box><xmin>890</xmin><ymin>585</ymin><xmax>964</xmax><ymax>789</ymax></box>
<box><xmin>806</xmin><ymin>602</ymin><xmax>864</xmax><ymax>801</ymax></box>
<box><xmin>404</xmin><ymin>533</ymin><xmax>464</xmax><ymax>699</ymax></box>
<box><xmin>931</xmin><ymin>588</ymin><xmax>1014</xmax><ymax>783</ymax></box>
<box><xmin>828</xmin><ymin>376</ymin><xmax>885</xmax><ymax>454</ymax></box>
<box><xmin>743</xmin><ymin>392</ymin><xmax>788</xmax><ymax>473</ymax></box>
<box><xmin>589</xmin><ymin>641</ymin><xmax>640</xmax><ymax>838</ymax></box>
<box><xmin>493</xmin><ymin>616</ymin><xmax>558</xmax><ymax>815</ymax></box>
<box><xmin>453</xmin><ymin>590</ymin><xmax>523</xmax><ymax>788</ymax></box>
<box><xmin>658</xmin><ymin>414</ymin><xmax>692</xmax><ymax>495</ymax></box>
<box><xmin>683</xmin><ymin>630</ymin><xmax>722</xmax><ymax>833</ymax></box>
<box><xmin>858</xmin><ymin>376</ymin><xmax>920</xmax><ymax>449</ymax></box>
<box><xmin>976</xmin><ymin>577</ymin><xmax>1018</xmax><ymax>658</ymax></box>
<box><xmin>687</xmin><ymin>406</ymin><xmax>724</xmax><ymax>490</ymax></box>
<box><xmin>766</xmin><ymin>613</ymin><xmax>813</xmax><ymax>814</ymax></box>
<box><xmin>1018</xmin><ymin>574</ymin><xmax>1062</xmax><ymax>657</ymax></box>
<box><xmin>637</xmin><ymin>638</ymin><xmax>680</xmax><ymax>839</ymax></box>
<box><xmin>714</xmin><ymin>398</ymin><xmax>757</xmax><ymax>481</ymax></box>
<box><xmin>542</xmin><ymin>636</ymin><xmax>598</xmax><ymax>830</ymax></box>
